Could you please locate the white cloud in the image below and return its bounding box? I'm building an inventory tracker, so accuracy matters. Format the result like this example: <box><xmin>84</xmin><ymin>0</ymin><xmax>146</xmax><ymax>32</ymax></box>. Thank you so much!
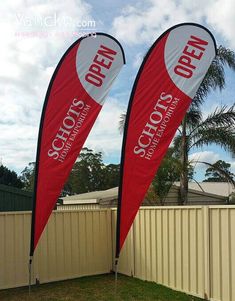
<box><xmin>0</xmin><ymin>124</ymin><xmax>38</xmax><ymax>171</ymax></box>
<box><xmin>189</xmin><ymin>151</ymin><xmax>220</xmax><ymax>168</ymax></box>
<box><xmin>0</xmin><ymin>0</ymin><xmax>96</xmax><ymax>173</ymax></box>
<box><xmin>206</xmin><ymin>0</ymin><xmax>235</xmax><ymax>48</ymax></box>
<box><xmin>189</xmin><ymin>151</ymin><xmax>235</xmax><ymax>177</ymax></box>
<box><xmin>85</xmin><ymin>97</ymin><xmax>126</xmax><ymax>161</ymax></box>
<box><xmin>112</xmin><ymin>0</ymin><xmax>235</xmax><ymax>48</ymax></box>
<box><xmin>133</xmin><ymin>52</ymin><xmax>144</xmax><ymax>69</ymax></box>
<box><xmin>190</xmin><ymin>150</ymin><xmax>219</xmax><ymax>162</ymax></box>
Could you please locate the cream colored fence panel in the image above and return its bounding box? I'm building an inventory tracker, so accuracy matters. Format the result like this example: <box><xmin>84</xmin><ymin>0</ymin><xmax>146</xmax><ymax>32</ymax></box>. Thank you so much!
<box><xmin>113</xmin><ymin>206</ymin><xmax>235</xmax><ymax>301</ymax></box>
<box><xmin>111</xmin><ymin>210</ymin><xmax>133</xmax><ymax>276</ymax></box>
<box><xmin>2</xmin><ymin>206</ymin><xmax>235</xmax><ymax>301</ymax></box>
<box><xmin>0</xmin><ymin>212</ymin><xmax>30</xmax><ymax>290</ymax></box>
<box><xmin>0</xmin><ymin>210</ymin><xmax>112</xmax><ymax>290</ymax></box>
<box><xmin>209</xmin><ymin>206</ymin><xmax>235</xmax><ymax>301</ymax></box>
<box><xmin>132</xmin><ymin>207</ymin><xmax>205</xmax><ymax>299</ymax></box>
<box><xmin>113</xmin><ymin>207</ymin><xmax>206</xmax><ymax>299</ymax></box>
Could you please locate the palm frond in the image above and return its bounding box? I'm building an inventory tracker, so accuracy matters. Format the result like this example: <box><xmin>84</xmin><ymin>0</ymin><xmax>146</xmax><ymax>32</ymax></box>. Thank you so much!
<box><xmin>192</xmin><ymin>46</ymin><xmax>235</xmax><ymax>107</ymax></box>
<box><xmin>216</xmin><ymin>45</ymin><xmax>235</xmax><ymax>70</ymax></box>
<box><xmin>187</xmin><ymin>107</ymin><xmax>203</xmax><ymax>129</ymax></box>
<box><xmin>119</xmin><ymin>113</ymin><xmax>126</xmax><ymax>134</ymax></box>
<box><xmin>173</xmin><ymin>135</ymin><xmax>183</xmax><ymax>157</ymax></box>
<box><xmin>190</xmin><ymin>105</ymin><xmax>235</xmax><ymax>136</ymax></box>
<box><xmin>191</xmin><ymin>178</ymin><xmax>205</xmax><ymax>192</ymax></box>
<box><xmin>197</xmin><ymin>161</ymin><xmax>235</xmax><ymax>188</ymax></box>
<box><xmin>193</xmin><ymin>62</ymin><xmax>224</xmax><ymax>106</ymax></box>
<box><xmin>190</xmin><ymin>127</ymin><xmax>235</xmax><ymax>155</ymax></box>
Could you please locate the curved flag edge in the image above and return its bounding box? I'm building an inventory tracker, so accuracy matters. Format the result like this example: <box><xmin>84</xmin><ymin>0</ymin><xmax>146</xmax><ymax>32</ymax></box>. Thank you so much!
<box><xmin>115</xmin><ymin>22</ymin><xmax>216</xmax><ymax>260</ymax></box>
<box><xmin>30</xmin><ymin>33</ymin><xmax>126</xmax><ymax>257</ymax></box>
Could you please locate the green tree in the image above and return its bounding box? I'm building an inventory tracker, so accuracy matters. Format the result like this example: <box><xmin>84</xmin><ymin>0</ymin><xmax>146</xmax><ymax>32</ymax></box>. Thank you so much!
<box><xmin>146</xmin><ymin>148</ymin><xmax>194</xmax><ymax>205</ymax></box>
<box><xmin>203</xmin><ymin>160</ymin><xmax>235</xmax><ymax>183</ymax></box>
<box><xmin>103</xmin><ymin>164</ymin><xmax>120</xmax><ymax>189</ymax></box>
<box><xmin>66</xmin><ymin>148</ymin><xmax>106</xmax><ymax>194</ymax></box>
<box><xmin>150</xmin><ymin>148</ymin><xmax>181</xmax><ymax>205</ymax></box>
<box><xmin>20</xmin><ymin>150</ymin><xmax>120</xmax><ymax>196</ymax></box>
<box><xmin>66</xmin><ymin>148</ymin><xmax>120</xmax><ymax>195</ymax></box>
<box><xmin>20</xmin><ymin>162</ymin><xmax>35</xmax><ymax>191</ymax></box>
<box><xmin>0</xmin><ymin>165</ymin><xmax>23</xmax><ymax>188</ymax></box>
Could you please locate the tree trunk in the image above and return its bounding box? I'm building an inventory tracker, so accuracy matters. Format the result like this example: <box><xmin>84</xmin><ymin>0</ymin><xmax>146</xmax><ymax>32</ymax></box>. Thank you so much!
<box><xmin>179</xmin><ymin>118</ymin><xmax>188</xmax><ymax>205</ymax></box>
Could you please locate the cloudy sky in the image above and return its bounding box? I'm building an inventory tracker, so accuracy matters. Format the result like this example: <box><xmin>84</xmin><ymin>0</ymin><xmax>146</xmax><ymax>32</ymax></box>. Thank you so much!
<box><xmin>0</xmin><ymin>0</ymin><xmax>234</xmax><ymax>180</ymax></box>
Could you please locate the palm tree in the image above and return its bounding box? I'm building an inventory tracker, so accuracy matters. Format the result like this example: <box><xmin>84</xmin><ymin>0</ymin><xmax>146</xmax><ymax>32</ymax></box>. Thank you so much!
<box><xmin>177</xmin><ymin>45</ymin><xmax>235</xmax><ymax>203</ymax></box>
<box><xmin>119</xmin><ymin>46</ymin><xmax>235</xmax><ymax>203</ymax></box>
<box><xmin>175</xmin><ymin>105</ymin><xmax>235</xmax><ymax>203</ymax></box>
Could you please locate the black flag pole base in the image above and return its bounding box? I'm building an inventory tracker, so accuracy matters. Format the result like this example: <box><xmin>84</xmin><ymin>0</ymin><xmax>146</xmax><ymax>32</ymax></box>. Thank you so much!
<box><xmin>114</xmin><ymin>257</ymin><xmax>119</xmax><ymax>295</ymax></box>
<box><xmin>28</xmin><ymin>256</ymin><xmax>33</xmax><ymax>295</ymax></box>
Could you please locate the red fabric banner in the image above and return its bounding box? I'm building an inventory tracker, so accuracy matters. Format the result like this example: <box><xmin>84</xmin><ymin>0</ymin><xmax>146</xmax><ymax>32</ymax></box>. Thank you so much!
<box><xmin>116</xmin><ymin>23</ymin><xmax>216</xmax><ymax>258</ymax></box>
<box><xmin>30</xmin><ymin>33</ymin><xmax>125</xmax><ymax>256</ymax></box>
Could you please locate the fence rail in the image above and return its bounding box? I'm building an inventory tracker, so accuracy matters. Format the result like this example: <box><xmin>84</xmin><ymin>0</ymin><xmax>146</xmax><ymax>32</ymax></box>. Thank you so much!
<box><xmin>1</xmin><ymin>206</ymin><xmax>235</xmax><ymax>301</ymax></box>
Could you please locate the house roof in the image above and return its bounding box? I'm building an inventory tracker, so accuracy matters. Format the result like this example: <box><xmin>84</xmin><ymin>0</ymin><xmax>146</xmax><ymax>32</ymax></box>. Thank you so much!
<box><xmin>0</xmin><ymin>184</ymin><xmax>33</xmax><ymax>211</ymax></box>
<box><xmin>0</xmin><ymin>184</ymin><xmax>32</xmax><ymax>197</ymax></box>
<box><xmin>174</xmin><ymin>182</ymin><xmax>234</xmax><ymax>197</ymax></box>
<box><xmin>61</xmin><ymin>182</ymin><xmax>234</xmax><ymax>206</ymax></box>
<box><xmin>61</xmin><ymin>187</ymin><xmax>118</xmax><ymax>204</ymax></box>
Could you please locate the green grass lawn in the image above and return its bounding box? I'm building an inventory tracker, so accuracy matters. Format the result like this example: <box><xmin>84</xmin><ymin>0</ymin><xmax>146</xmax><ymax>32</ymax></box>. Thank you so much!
<box><xmin>0</xmin><ymin>273</ymin><xmax>205</xmax><ymax>301</ymax></box>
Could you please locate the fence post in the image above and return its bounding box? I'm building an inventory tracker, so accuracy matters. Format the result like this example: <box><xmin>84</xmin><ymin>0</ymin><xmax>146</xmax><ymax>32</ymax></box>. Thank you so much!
<box><xmin>203</xmin><ymin>206</ymin><xmax>210</xmax><ymax>300</ymax></box>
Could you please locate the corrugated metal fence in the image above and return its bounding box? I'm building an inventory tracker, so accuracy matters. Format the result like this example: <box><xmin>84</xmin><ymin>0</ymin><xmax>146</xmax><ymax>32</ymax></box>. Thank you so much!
<box><xmin>0</xmin><ymin>210</ymin><xmax>112</xmax><ymax>290</ymax></box>
<box><xmin>112</xmin><ymin>206</ymin><xmax>235</xmax><ymax>301</ymax></box>
<box><xmin>1</xmin><ymin>206</ymin><xmax>235</xmax><ymax>301</ymax></box>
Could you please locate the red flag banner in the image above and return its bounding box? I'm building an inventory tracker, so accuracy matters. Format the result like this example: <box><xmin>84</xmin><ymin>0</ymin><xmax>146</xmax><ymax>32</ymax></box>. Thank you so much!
<box><xmin>116</xmin><ymin>23</ymin><xmax>216</xmax><ymax>259</ymax></box>
<box><xmin>30</xmin><ymin>33</ymin><xmax>125</xmax><ymax>256</ymax></box>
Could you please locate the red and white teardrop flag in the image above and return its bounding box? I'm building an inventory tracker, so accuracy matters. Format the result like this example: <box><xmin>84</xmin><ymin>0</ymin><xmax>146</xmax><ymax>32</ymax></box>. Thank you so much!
<box><xmin>116</xmin><ymin>23</ymin><xmax>216</xmax><ymax>259</ymax></box>
<box><xmin>30</xmin><ymin>33</ymin><xmax>125</xmax><ymax>256</ymax></box>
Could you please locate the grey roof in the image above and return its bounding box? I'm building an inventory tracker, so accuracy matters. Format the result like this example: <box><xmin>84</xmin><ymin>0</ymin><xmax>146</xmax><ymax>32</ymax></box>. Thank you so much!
<box><xmin>62</xmin><ymin>187</ymin><xmax>118</xmax><ymax>204</ymax></box>
<box><xmin>61</xmin><ymin>182</ymin><xmax>235</xmax><ymax>206</ymax></box>
<box><xmin>174</xmin><ymin>182</ymin><xmax>235</xmax><ymax>197</ymax></box>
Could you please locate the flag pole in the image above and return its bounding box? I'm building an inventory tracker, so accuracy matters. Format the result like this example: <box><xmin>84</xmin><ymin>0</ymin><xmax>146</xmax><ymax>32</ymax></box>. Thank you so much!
<box><xmin>115</xmin><ymin>257</ymin><xmax>119</xmax><ymax>281</ymax></box>
<box><xmin>28</xmin><ymin>256</ymin><xmax>33</xmax><ymax>294</ymax></box>
<box><xmin>114</xmin><ymin>257</ymin><xmax>119</xmax><ymax>294</ymax></box>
